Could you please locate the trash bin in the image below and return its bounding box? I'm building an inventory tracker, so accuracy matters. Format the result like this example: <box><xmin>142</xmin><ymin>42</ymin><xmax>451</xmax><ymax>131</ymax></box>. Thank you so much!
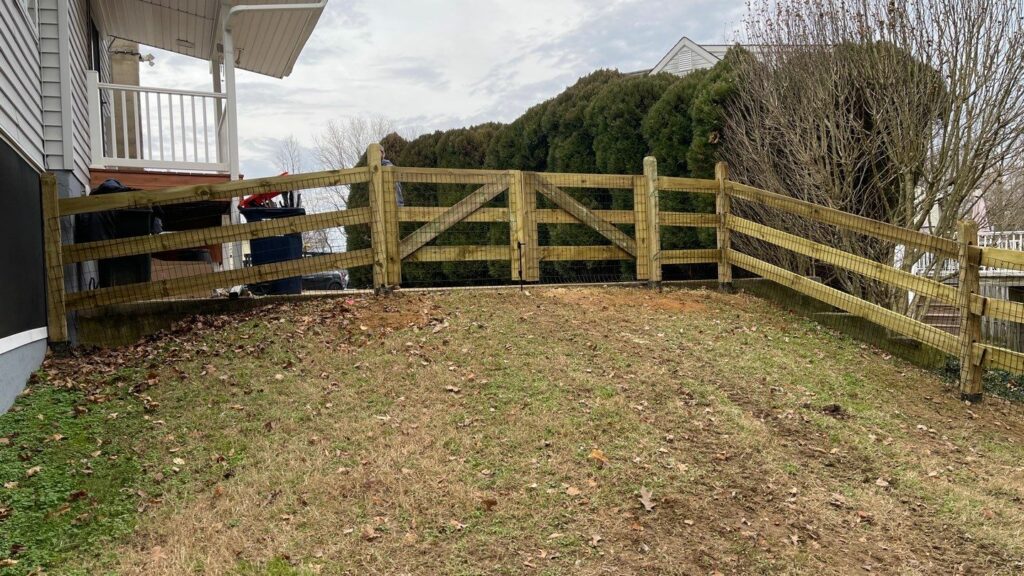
<box><xmin>75</xmin><ymin>179</ymin><xmax>158</xmax><ymax>288</ymax></box>
<box><xmin>240</xmin><ymin>206</ymin><xmax>306</xmax><ymax>295</ymax></box>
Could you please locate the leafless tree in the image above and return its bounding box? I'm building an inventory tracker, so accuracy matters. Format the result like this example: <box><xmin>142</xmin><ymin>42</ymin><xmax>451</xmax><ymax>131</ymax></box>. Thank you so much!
<box><xmin>726</xmin><ymin>0</ymin><xmax>1024</xmax><ymax>311</ymax></box>
<box><xmin>272</xmin><ymin>135</ymin><xmax>334</xmax><ymax>252</ymax></box>
<box><xmin>980</xmin><ymin>163</ymin><xmax>1024</xmax><ymax>232</ymax></box>
<box><xmin>274</xmin><ymin>134</ymin><xmax>305</xmax><ymax>175</ymax></box>
<box><xmin>311</xmin><ymin>116</ymin><xmax>396</xmax><ymax>213</ymax></box>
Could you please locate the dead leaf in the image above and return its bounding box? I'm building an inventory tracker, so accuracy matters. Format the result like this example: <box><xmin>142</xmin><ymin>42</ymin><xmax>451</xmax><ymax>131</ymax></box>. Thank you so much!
<box><xmin>874</xmin><ymin>478</ymin><xmax>890</xmax><ymax>488</ymax></box>
<box><xmin>402</xmin><ymin>532</ymin><xmax>418</xmax><ymax>545</ymax></box>
<box><xmin>0</xmin><ymin>438</ymin><xmax>8</xmax><ymax>446</ymax></box>
<box><xmin>25</xmin><ymin>466</ymin><xmax>41</xmax><ymax>478</ymax></box>
<box><xmin>588</xmin><ymin>448</ymin><xmax>610</xmax><ymax>467</ymax></box>
<box><xmin>448</xmin><ymin>519</ymin><xmax>467</xmax><ymax>530</ymax></box>
<box><xmin>172</xmin><ymin>458</ymin><xmax>186</xmax><ymax>466</ymax></box>
<box><xmin>638</xmin><ymin>487</ymin><xmax>656</xmax><ymax>511</ymax></box>
<box><xmin>566</xmin><ymin>486</ymin><xmax>582</xmax><ymax>497</ymax></box>
<box><xmin>481</xmin><ymin>497</ymin><xmax>498</xmax><ymax>511</ymax></box>
<box><xmin>590</xmin><ymin>534</ymin><xmax>603</xmax><ymax>546</ymax></box>
<box><xmin>361</xmin><ymin>525</ymin><xmax>380</xmax><ymax>541</ymax></box>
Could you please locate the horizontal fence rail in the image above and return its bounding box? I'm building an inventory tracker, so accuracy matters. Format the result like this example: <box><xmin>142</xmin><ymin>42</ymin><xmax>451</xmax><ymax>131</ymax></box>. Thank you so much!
<box><xmin>39</xmin><ymin>147</ymin><xmax>1024</xmax><ymax>400</ymax></box>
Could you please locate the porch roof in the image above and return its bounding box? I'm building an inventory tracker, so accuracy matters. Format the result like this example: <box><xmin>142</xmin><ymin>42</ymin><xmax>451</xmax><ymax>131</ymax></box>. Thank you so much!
<box><xmin>91</xmin><ymin>0</ymin><xmax>327</xmax><ymax>78</ymax></box>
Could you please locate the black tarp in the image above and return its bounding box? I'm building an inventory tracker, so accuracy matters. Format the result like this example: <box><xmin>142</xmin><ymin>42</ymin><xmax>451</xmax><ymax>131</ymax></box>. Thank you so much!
<box><xmin>0</xmin><ymin>141</ymin><xmax>45</xmax><ymax>340</ymax></box>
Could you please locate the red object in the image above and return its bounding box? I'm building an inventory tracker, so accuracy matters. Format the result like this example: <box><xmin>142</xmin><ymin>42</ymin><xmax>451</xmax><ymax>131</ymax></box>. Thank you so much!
<box><xmin>239</xmin><ymin>172</ymin><xmax>289</xmax><ymax>208</ymax></box>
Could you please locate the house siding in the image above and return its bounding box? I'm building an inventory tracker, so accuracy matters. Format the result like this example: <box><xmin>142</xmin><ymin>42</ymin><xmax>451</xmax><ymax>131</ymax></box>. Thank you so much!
<box><xmin>39</xmin><ymin>0</ymin><xmax>63</xmax><ymax>167</ymax></box>
<box><xmin>69</xmin><ymin>0</ymin><xmax>95</xmax><ymax>189</ymax></box>
<box><xmin>39</xmin><ymin>0</ymin><xmax>110</xmax><ymax>192</ymax></box>
<box><xmin>0</xmin><ymin>1</ymin><xmax>44</xmax><ymax>167</ymax></box>
<box><xmin>664</xmin><ymin>46</ymin><xmax>719</xmax><ymax>76</ymax></box>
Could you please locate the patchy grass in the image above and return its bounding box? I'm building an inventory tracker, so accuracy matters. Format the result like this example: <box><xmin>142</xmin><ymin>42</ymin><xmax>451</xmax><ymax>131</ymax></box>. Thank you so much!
<box><xmin>3</xmin><ymin>287</ymin><xmax>1024</xmax><ymax>575</ymax></box>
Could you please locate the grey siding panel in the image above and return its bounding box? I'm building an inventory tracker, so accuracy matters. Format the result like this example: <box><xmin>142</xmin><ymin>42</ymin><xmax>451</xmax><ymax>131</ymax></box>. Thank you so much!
<box><xmin>0</xmin><ymin>2</ymin><xmax>44</xmax><ymax>166</ymax></box>
<box><xmin>38</xmin><ymin>0</ymin><xmax>63</xmax><ymax>170</ymax></box>
<box><xmin>38</xmin><ymin>0</ymin><xmax>108</xmax><ymax>187</ymax></box>
<box><xmin>69</xmin><ymin>0</ymin><xmax>93</xmax><ymax>188</ymax></box>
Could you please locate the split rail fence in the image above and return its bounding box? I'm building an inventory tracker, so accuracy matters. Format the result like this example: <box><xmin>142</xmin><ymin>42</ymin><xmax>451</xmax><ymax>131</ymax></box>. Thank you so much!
<box><xmin>41</xmin><ymin>144</ymin><xmax>1024</xmax><ymax>399</ymax></box>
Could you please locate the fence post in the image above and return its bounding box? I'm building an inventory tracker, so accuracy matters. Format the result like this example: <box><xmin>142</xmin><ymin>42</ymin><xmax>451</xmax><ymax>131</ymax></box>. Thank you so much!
<box><xmin>41</xmin><ymin>173</ymin><xmax>68</xmax><ymax>343</ymax></box>
<box><xmin>957</xmin><ymin>219</ymin><xmax>983</xmax><ymax>401</ymax></box>
<box><xmin>643</xmin><ymin>156</ymin><xmax>661</xmax><ymax>285</ymax></box>
<box><xmin>513</xmin><ymin>172</ymin><xmax>539</xmax><ymax>282</ymax></box>
<box><xmin>633</xmin><ymin>174</ymin><xmax>650</xmax><ymax>282</ymax></box>
<box><xmin>367</xmin><ymin>143</ymin><xmax>389</xmax><ymax>291</ymax></box>
<box><xmin>715</xmin><ymin>161</ymin><xmax>732</xmax><ymax>291</ymax></box>
<box><xmin>381</xmin><ymin>162</ymin><xmax>401</xmax><ymax>287</ymax></box>
<box><xmin>508</xmin><ymin>170</ymin><xmax>524</xmax><ymax>282</ymax></box>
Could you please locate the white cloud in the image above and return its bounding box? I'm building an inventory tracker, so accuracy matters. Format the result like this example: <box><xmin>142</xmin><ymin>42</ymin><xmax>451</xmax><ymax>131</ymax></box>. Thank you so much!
<box><xmin>140</xmin><ymin>0</ymin><xmax>744</xmax><ymax>178</ymax></box>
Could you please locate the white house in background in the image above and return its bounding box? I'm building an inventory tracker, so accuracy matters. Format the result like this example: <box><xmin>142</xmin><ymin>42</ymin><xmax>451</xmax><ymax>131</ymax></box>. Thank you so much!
<box><xmin>0</xmin><ymin>0</ymin><xmax>328</xmax><ymax>414</ymax></box>
<box><xmin>638</xmin><ymin>37</ymin><xmax>736</xmax><ymax>77</ymax></box>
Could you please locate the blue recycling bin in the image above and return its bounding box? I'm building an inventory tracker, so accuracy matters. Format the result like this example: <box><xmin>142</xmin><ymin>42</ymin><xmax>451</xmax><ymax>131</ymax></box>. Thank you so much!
<box><xmin>240</xmin><ymin>207</ymin><xmax>306</xmax><ymax>295</ymax></box>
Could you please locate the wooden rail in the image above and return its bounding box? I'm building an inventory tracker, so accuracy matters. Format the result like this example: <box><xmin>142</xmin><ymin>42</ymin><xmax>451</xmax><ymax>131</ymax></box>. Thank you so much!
<box><xmin>57</xmin><ymin>167</ymin><xmax>371</xmax><ymax>216</ymax></box>
<box><xmin>37</xmin><ymin>149</ymin><xmax>1024</xmax><ymax>401</ymax></box>
<box><xmin>727</xmin><ymin>182</ymin><xmax>959</xmax><ymax>257</ymax></box>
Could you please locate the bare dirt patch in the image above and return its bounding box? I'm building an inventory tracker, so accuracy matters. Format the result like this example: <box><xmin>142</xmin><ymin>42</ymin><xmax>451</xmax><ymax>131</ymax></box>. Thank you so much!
<box><xmin>540</xmin><ymin>285</ymin><xmax>708</xmax><ymax>313</ymax></box>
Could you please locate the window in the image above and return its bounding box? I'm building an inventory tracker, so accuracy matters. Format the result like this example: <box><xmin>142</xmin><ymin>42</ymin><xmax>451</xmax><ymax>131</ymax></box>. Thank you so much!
<box><xmin>18</xmin><ymin>0</ymin><xmax>38</xmax><ymax>31</ymax></box>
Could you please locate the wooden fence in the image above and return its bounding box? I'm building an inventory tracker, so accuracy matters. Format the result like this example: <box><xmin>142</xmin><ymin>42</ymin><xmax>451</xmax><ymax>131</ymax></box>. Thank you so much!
<box><xmin>41</xmin><ymin>144</ymin><xmax>1024</xmax><ymax>400</ymax></box>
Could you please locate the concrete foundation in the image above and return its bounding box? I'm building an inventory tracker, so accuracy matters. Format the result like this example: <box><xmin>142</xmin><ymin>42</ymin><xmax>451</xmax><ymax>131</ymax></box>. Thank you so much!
<box><xmin>0</xmin><ymin>338</ymin><xmax>47</xmax><ymax>413</ymax></box>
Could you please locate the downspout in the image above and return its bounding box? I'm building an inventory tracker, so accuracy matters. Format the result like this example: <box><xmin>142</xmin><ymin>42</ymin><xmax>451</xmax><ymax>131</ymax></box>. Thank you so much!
<box><xmin>221</xmin><ymin>0</ymin><xmax>328</xmax><ymax>181</ymax></box>
<box><xmin>219</xmin><ymin>0</ymin><xmax>327</xmax><ymax>269</ymax></box>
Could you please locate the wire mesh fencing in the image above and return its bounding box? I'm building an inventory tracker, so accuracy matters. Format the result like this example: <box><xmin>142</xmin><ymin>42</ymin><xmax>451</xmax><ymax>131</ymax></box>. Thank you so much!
<box><xmin>40</xmin><ymin>149</ymin><xmax>1024</xmax><ymax>401</ymax></box>
<box><xmin>724</xmin><ymin>178</ymin><xmax>1024</xmax><ymax>399</ymax></box>
<box><xmin>47</xmin><ymin>168</ymin><xmax>374</xmax><ymax>338</ymax></box>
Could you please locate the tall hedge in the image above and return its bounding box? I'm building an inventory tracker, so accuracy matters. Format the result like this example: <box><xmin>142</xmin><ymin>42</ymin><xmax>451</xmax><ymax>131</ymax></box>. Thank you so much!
<box><xmin>345</xmin><ymin>49</ymin><xmax>742</xmax><ymax>286</ymax></box>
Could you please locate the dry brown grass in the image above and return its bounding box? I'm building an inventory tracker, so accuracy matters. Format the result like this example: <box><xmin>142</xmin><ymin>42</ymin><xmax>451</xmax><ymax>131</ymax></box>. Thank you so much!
<box><xmin>46</xmin><ymin>287</ymin><xmax>1024</xmax><ymax>575</ymax></box>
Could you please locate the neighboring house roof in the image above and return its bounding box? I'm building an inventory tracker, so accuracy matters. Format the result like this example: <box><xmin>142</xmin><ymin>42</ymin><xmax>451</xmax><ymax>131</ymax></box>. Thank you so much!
<box><xmin>91</xmin><ymin>0</ymin><xmax>326</xmax><ymax>78</ymax></box>
<box><xmin>650</xmin><ymin>36</ymin><xmax>729</xmax><ymax>76</ymax></box>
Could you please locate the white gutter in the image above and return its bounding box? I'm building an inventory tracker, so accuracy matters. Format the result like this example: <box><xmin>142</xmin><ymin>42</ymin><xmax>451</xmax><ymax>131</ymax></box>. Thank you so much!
<box><xmin>221</xmin><ymin>0</ymin><xmax>328</xmax><ymax>181</ymax></box>
<box><xmin>219</xmin><ymin>0</ymin><xmax>327</xmax><ymax>269</ymax></box>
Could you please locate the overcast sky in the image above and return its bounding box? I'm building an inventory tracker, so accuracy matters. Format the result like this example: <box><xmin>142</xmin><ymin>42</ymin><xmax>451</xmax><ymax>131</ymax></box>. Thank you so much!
<box><xmin>140</xmin><ymin>0</ymin><xmax>745</xmax><ymax>178</ymax></box>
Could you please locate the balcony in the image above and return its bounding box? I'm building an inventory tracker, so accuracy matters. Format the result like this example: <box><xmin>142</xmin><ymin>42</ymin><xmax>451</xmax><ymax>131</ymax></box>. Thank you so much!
<box><xmin>88</xmin><ymin>71</ymin><xmax>230</xmax><ymax>174</ymax></box>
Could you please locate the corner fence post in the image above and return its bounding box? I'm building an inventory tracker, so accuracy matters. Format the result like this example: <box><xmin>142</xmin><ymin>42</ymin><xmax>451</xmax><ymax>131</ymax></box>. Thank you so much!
<box><xmin>41</xmin><ymin>173</ymin><xmax>68</xmax><ymax>343</ymax></box>
<box><xmin>957</xmin><ymin>219</ymin><xmax>983</xmax><ymax>401</ymax></box>
<box><xmin>643</xmin><ymin>156</ymin><xmax>661</xmax><ymax>286</ymax></box>
<box><xmin>715</xmin><ymin>161</ymin><xmax>733</xmax><ymax>291</ymax></box>
<box><xmin>367</xmin><ymin>143</ymin><xmax>389</xmax><ymax>292</ymax></box>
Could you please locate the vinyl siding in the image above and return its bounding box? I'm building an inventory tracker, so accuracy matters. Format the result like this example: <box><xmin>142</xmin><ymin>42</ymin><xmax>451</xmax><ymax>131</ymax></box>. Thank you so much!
<box><xmin>665</xmin><ymin>46</ymin><xmax>719</xmax><ymax>76</ymax></box>
<box><xmin>38</xmin><ymin>0</ymin><xmax>63</xmax><ymax>166</ymax></box>
<box><xmin>0</xmin><ymin>1</ymin><xmax>44</xmax><ymax>167</ymax></box>
<box><xmin>68</xmin><ymin>0</ymin><xmax>93</xmax><ymax>188</ymax></box>
<box><xmin>39</xmin><ymin>0</ymin><xmax>110</xmax><ymax>191</ymax></box>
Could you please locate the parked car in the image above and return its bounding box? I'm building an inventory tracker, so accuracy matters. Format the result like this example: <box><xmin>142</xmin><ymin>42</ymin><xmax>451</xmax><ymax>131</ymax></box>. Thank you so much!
<box><xmin>301</xmin><ymin>269</ymin><xmax>348</xmax><ymax>291</ymax></box>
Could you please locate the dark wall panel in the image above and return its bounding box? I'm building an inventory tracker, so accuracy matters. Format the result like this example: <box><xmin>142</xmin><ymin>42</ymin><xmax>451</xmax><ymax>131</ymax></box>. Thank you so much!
<box><xmin>0</xmin><ymin>141</ymin><xmax>45</xmax><ymax>339</ymax></box>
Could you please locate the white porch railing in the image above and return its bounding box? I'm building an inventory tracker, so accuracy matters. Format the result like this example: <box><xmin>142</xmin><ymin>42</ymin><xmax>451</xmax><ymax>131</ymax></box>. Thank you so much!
<box><xmin>910</xmin><ymin>231</ymin><xmax>1024</xmax><ymax>278</ymax></box>
<box><xmin>88</xmin><ymin>71</ymin><xmax>230</xmax><ymax>173</ymax></box>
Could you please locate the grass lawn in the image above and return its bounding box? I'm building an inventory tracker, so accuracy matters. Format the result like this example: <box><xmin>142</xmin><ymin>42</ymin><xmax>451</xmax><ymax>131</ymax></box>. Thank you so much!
<box><xmin>2</xmin><ymin>286</ymin><xmax>1024</xmax><ymax>575</ymax></box>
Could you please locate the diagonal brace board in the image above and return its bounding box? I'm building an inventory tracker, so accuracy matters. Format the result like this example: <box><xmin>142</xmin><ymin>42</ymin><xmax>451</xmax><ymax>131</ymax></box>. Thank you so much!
<box><xmin>534</xmin><ymin>181</ymin><xmax>637</xmax><ymax>256</ymax></box>
<box><xmin>400</xmin><ymin>182</ymin><xmax>508</xmax><ymax>259</ymax></box>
